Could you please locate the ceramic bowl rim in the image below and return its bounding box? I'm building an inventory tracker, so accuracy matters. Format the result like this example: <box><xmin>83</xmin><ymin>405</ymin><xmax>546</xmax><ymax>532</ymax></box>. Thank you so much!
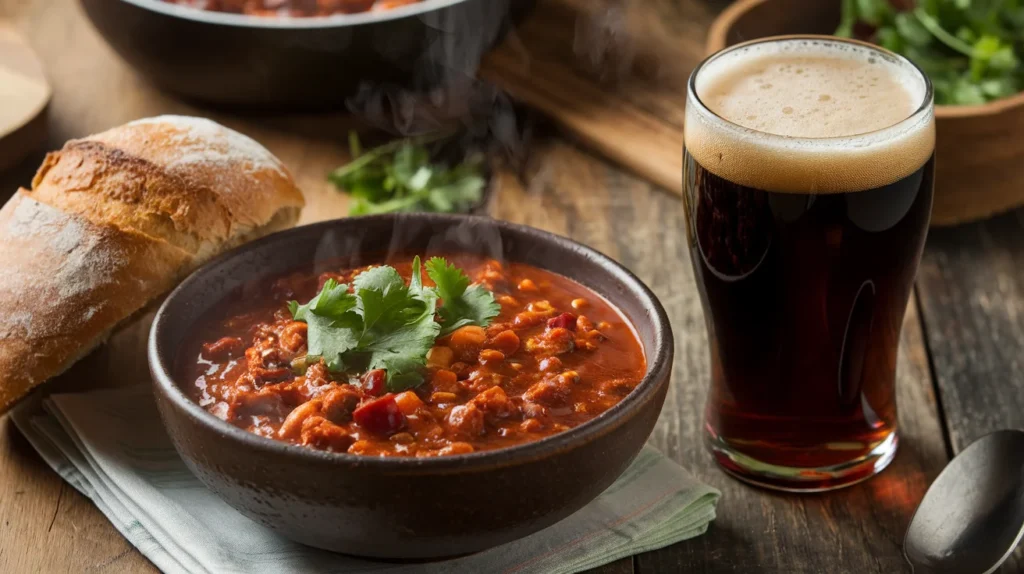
<box><xmin>116</xmin><ymin>0</ymin><xmax>474</xmax><ymax>29</ymax></box>
<box><xmin>148</xmin><ymin>213</ymin><xmax>673</xmax><ymax>473</ymax></box>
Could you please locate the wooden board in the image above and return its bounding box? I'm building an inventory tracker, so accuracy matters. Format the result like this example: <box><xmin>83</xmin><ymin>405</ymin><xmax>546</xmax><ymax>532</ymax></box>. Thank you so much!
<box><xmin>916</xmin><ymin>211</ymin><xmax>1024</xmax><ymax>572</ymax></box>
<box><xmin>0</xmin><ymin>22</ymin><xmax>49</xmax><ymax>172</ymax></box>
<box><xmin>480</xmin><ymin>0</ymin><xmax>724</xmax><ymax>195</ymax></box>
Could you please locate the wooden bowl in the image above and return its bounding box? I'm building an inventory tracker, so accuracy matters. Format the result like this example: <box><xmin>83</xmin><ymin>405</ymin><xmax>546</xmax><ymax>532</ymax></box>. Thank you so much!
<box><xmin>148</xmin><ymin>214</ymin><xmax>673</xmax><ymax>558</ymax></box>
<box><xmin>707</xmin><ymin>0</ymin><xmax>1024</xmax><ymax>226</ymax></box>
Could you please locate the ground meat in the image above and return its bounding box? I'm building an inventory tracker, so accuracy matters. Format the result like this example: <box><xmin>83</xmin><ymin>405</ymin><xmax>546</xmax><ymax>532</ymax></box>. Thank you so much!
<box><xmin>447</xmin><ymin>403</ymin><xmax>485</xmax><ymax>438</ymax></box>
<box><xmin>470</xmin><ymin>386</ymin><xmax>516</xmax><ymax>424</ymax></box>
<box><xmin>300</xmin><ymin>417</ymin><xmax>355</xmax><ymax>452</ymax></box>
<box><xmin>321</xmin><ymin>386</ymin><xmax>362</xmax><ymax>424</ymax></box>
<box><xmin>525</xmin><ymin>327</ymin><xmax>575</xmax><ymax>356</ymax></box>
<box><xmin>523</xmin><ymin>371</ymin><xmax>579</xmax><ymax>407</ymax></box>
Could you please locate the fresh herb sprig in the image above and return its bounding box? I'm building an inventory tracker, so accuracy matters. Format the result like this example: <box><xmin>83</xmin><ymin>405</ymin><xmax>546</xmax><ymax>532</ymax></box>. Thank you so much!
<box><xmin>288</xmin><ymin>257</ymin><xmax>500</xmax><ymax>392</ymax></box>
<box><xmin>837</xmin><ymin>0</ymin><xmax>1024</xmax><ymax>105</ymax></box>
<box><xmin>328</xmin><ymin>132</ymin><xmax>487</xmax><ymax>216</ymax></box>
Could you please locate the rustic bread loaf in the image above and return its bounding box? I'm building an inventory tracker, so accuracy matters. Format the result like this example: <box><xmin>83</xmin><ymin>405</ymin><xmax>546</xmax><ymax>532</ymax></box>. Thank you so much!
<box><xmin>0</xmin><ymin>116</ymin><xmax>305</xmax><ymax>413</ymax></box>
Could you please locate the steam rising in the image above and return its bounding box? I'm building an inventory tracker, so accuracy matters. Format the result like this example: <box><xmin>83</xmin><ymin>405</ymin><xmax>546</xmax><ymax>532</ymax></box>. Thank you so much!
<box><xmin>345</xmin><ymin>0</ymin><xmax>516</xmax><ymax>136</ymax></box>
<box><xmin>331</xmin><ymin>0</ymin><xmax>655</xmax><ymax>266</ymax></box>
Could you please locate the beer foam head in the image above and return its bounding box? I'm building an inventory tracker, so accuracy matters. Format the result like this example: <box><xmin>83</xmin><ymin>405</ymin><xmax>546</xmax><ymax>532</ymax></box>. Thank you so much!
<box><xmin>685</xmin><ymin>37</ymin><xmax>935</xmax><ymax>194</ymax></box>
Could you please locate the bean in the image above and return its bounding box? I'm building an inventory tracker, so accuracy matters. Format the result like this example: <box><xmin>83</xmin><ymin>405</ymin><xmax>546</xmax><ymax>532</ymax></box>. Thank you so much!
<box><xmin>478</xmin><ymin>349</ymin><xmax>505</xmax><ymax>364</ymax></box>
<box><xmin>517</xmin><ymin>278</ymin><xmax>538</xmax><ymax>292</ymax></box>
<box><xmin>488</xmin><ymin>330</ymin><xmax>521</xmax><ymax>355</ymax></box>
<box><xmin>278</xmin><ymin>400</ymin><xmax>322</xmax><ymax>440</ymax></box>
<box><xmin>430</xmin><ymin>391</ymin><xmax>459</xmax><ymax>405</ymax></box>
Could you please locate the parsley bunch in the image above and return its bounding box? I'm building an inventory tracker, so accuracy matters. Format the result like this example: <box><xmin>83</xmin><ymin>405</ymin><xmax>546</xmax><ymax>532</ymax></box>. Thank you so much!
<box><xmin>288</xmin><ymin>257</ymin><xmax>500</xmax><ymax>392</ymax></box>
<box><xmin>837</xmin><ymin>0</ymin><xmax>1024</xmax><ymax>105</ymax></box>
<box><xmin>328</xmin><ymin>132</ymin><xmax>487</xmax><ymax>216</ymax></box>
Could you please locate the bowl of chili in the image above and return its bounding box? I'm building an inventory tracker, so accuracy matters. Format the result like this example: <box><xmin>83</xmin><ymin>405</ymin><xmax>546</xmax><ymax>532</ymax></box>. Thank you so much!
<box><xmin>78</xmin><ymin>0</ymin><xmax>535</xmax><ymax>108</ymax></box>
<box><xmin>148</xmin><ymin>213</ymin><xmax>673</xmax><ymax>558</ymax></box>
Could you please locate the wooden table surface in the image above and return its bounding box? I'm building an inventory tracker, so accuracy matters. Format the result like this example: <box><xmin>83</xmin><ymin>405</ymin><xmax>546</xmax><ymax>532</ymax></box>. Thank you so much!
<box><xmin>1</xmin><ymin>1</ymin><xmax>1022</xmax><ymax>572</ymax></box>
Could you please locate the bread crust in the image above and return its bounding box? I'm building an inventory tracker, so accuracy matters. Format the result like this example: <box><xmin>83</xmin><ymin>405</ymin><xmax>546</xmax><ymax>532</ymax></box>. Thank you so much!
<box><xmin>0</xmin><ymin>116</ymin><xmax>305</xmax><ymax>412</ymax></box>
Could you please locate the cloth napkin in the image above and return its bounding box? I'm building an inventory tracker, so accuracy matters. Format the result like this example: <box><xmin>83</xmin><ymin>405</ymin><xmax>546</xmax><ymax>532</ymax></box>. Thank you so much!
<box><xmin>10</xmin><ymin>385</ymin><xmax>719</xmax><ymax>574</ymax></box>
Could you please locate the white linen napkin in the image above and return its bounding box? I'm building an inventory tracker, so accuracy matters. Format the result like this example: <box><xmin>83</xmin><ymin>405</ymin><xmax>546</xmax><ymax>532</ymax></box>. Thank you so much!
<box><xmin>11</xmin><ymin>385</ymin><xmax>719</xmax><ymax>574</ymax></box>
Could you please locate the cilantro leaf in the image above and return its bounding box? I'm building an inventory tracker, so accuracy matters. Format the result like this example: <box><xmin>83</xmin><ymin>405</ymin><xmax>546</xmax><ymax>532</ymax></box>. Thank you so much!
<box><xmin>361</xmin><ymin>300</ymin><xmax>439</xmax><ymax>392</ymax></box>
<box><xmin>837</xmin><ymin>0</ymin><xmax>1024</xmax><ymax>106</ymax></box>
<box><xmin>305</xmin><ymin>314</ymin><xmax>362</xmax><ymax>372</ymax></box>
<box><xmin>353</xmin><ymin>266</ymin><xmax>413</xmax><ymax>332</ymax></box>
<box><xmin>289</xmin><ymin>280</ymin><xmax>360</xmax><ymax>371</ymax></box>
<box><xmin>328</xmin><ymin>132</ymin><xmax>487</xmax><ymax>216</ymax></box>
<box><xmin>288</xmin><ymin>258</ymin><xmax>495</xmax><ymax>392</ymax></box>
<box><xmin>350</xmin><ymin>262</ymin><xmax>440</xmax><ymax>391</ymax></box>
<box><xmin>426</xmin><ymin>257</ymin><xmax>501</xmax><ymax>336</ymax></box>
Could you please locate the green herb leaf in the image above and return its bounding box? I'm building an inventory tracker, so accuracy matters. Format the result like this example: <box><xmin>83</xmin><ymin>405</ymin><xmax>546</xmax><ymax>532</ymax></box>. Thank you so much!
<box><xmin>426</xmin><ymin>257</ymin><xmax>501</xmax><ymax>336</ymax></box>
<box><xmin>836</xmin><ymin>0</ymin><xmax>859</xmax><ymax>37</ymax></box>
<box><xmin>289</xmin><ymin>258</ymin><xmax>495</xmax><ymax>392</ymax></box>
<box><xmin>839</xmin><ymin>0</ymin><xmax>1024</xmax><ymax>106</ymax></box>
<box><xmin>328</xmin><ymin>132</ymin><xmax>487</xmax><ymax>216</ymax></box>
<box><xmin>895</xmin><ymin>12</ymin><xmax>933</xmax><ymax>47</ymax></box>
<box><xmin>289</xmin><ymin>279</ymin><xmax>361</xmax><ymax>371</ymax></box>
<box><xmin>856</xmin><ymin>0</ymin><xmax>895</xmax><ymax>26</ymax></box>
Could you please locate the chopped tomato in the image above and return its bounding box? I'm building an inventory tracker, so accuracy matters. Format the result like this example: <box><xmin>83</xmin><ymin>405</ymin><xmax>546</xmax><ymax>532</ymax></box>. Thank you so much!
<box><xmin>353</xmin><ymin>395</ymin><xmax>407</xmax><ymax>436</ymax></box>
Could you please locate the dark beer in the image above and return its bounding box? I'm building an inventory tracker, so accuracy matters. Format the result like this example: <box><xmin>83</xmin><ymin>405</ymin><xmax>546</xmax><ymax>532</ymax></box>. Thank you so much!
<box><xmin>684</xmin><ymin>38</ymin><xmax>935</xmax><ymax>491</ymax></box>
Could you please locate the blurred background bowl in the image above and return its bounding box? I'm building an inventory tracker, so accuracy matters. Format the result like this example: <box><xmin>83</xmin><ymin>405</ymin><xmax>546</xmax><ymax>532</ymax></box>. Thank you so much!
<box><xmin>79</xmin><ymin>0</ymin><xmax>535</xmax><ymax>110</ymax></box>
<box><xmin>707</xmin><ymin>0</ymin><xmax>1024</xmax><ymax>227</ymax></box>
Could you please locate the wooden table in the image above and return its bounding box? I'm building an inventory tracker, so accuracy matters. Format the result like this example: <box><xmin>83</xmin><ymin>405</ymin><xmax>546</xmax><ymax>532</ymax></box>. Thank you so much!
<box><xmin>1</xmin><ymin>1</ymin><xmax>1022</xmax><ymax>572</ymax></box>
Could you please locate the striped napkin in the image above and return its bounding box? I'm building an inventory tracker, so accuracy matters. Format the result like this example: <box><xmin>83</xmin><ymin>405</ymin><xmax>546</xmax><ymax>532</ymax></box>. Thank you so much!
<box><xmin>11</xmin><ymin>386</ymin><xmax>719</xmax><ymax>574</ymax></box>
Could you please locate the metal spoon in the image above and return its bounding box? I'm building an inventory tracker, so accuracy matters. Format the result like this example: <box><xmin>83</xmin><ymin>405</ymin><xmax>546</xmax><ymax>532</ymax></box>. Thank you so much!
<box><xmin>904</xmin><ymin>429</ymin><xmax>1024</xmax><ymax>573</ymax></box>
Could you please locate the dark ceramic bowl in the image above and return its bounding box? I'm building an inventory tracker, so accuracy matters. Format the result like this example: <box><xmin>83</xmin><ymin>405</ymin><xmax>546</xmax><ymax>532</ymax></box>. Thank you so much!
<box><xmin>79</xmin><ymin>0</ymin><xmax>535</xmax><ymax>108</ymax></box>
<box><xmin>148</xmin><ymin>214</ymin><xmax>673</xmax><ymax>558</ymax></box>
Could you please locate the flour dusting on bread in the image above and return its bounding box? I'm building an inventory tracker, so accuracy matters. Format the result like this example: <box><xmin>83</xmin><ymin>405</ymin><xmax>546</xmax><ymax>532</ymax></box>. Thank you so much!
<box><xmin>127</xmin><ymin>115</ymin><xmax>286</xmax><ymax>176</ymax></box>
<box><xmin>0</xmin><ymin>312</ymin><xmax>31</xmax><ymax>340</ymax></box>
<box><xmin>0</xmin><ymin>197</ymin><xmax>122</xmax><ymax>338</ymax></box>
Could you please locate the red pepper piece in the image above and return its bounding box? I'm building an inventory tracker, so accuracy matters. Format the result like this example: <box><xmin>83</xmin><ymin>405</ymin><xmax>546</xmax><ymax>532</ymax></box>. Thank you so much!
<box><xmin>353</xmin><ymin>395</ymin><xmax>406</xmax><ymax>436</ymax></box>
<box><xmin>361</xmin><ymin>369</ymin><xmax>387</xmax><ymax>397</ymax></box>
<box><xmin>546</xmin><ymin>312</ymin><xmax>578</xmax><ymax>332</ymax></box>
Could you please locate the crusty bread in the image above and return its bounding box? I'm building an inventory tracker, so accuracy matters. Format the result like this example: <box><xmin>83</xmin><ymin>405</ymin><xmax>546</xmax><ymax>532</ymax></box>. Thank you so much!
<box><xmin>0</xmin><ymin>116</ymin><xmax>305</xmax><ymax>413</ymax></box>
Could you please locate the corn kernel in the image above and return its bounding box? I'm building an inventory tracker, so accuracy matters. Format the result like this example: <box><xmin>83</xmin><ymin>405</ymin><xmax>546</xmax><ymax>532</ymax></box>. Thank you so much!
<box><xmin>426</xmin><ymin>346</ymin><xmax>454</xmax><ymax>369</ymax></box>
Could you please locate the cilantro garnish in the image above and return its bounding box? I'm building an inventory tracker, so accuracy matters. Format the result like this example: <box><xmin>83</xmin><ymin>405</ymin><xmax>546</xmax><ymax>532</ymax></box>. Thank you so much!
<box><xmin>837</xmin><ymin>0</ymin><xmax>1024</xmax><ymax>105</ymax></box>
<box><xmin>426</xmin><ymin>257</ymin><xmax>501</xmax><ymax>336</ymax></box>
<box><xmin>328</xmin><ymin>132</ymin><xmax>487</xmax><ymax>216</ymax></box>
<box><xmin>288</xmin><ymin>257</ymin><xmax>498</xmax><ymax>392</ymax></box>
<box><xmin>288</xmin><ymin>279</ymin><xmax>360</xmax><ymax>372</ymax></box>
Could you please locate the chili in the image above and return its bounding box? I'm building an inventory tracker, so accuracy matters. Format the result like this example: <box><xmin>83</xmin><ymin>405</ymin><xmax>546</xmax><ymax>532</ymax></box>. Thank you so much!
<box><xmin>181</xmin><ymin>256</ymin><xmax>647</xmax><ymax>457</ymax></box>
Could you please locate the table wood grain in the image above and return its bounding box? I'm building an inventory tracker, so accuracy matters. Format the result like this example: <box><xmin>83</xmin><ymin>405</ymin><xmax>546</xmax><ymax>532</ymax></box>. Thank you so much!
<box><xmin>0</xmin><ymin>0</ymin><xmax>1021</xmax><ymax>573</ymax></box>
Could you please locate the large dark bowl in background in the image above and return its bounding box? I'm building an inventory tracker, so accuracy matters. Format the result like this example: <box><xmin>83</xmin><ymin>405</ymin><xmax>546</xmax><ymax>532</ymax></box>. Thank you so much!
<box><xmin>148</xmin><ymin>214</ymin><xmax>673</xmax><ymax>558</ymax></box>
<box><xmin>79</xmin><ymin>0</ymin><xmax>535</xmax><ymax>108</ymax></box>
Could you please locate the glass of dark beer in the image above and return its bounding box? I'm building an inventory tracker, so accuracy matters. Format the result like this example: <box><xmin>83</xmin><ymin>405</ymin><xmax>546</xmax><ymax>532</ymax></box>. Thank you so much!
<box><xmin>684</xmin><ymin>36</ymin><xmax>935</xmax><ymax>491</ymax></box>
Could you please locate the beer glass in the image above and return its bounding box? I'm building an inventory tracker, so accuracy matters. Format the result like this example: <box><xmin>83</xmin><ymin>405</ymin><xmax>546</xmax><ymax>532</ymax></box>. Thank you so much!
<box><xmin>683</xmin><ymin>36</ymin><xmax>935</xmax><ymax>491</ymax></box>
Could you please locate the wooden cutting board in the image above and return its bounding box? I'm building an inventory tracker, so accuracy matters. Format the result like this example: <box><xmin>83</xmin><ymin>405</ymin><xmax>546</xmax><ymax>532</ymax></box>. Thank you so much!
<box><xmin>481</xmin><ymin>0</ymin><xmax>718</xmax><ymax>195</ymax></box>
<box><xmin>0</xmin><ymin>22</ymin><xmax>50</xmax><ymax>172</ymax></box>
